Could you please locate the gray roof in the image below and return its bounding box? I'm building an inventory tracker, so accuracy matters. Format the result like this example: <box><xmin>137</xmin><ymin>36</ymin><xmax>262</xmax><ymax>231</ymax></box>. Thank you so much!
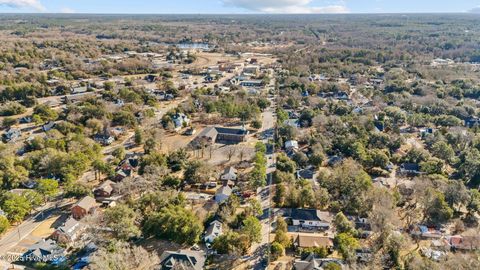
<box><xmin>216</xmin><ymin>185</ymin><xmax>232</xmax><ymax>196</ymax></box>
<box><xmin>205</xmin><ymin>220</ymin><xmax>222</xmax><ymax>238</ymax></box>
<box><xmin>196</xmin><ymin>126</ymin><xmax>218</xmax><ymax>140</ymax></box>
<box><xmin>159</xmin><ymin>250</ymin><xmax>205</xmax><ymax>270</ymax></box>
<box><xmin>24</xmin><ymin>239</ymin><xmax>65</xmax><ymax>260</ymax></box>
<box><xmin>289</xmin><ymin>209</ymin><xmax>332</xmax><ymax>223</ymax></box>
<box><xmin>221</xmin><ymin>166</ymin><xmax>237</xmax><ymax>179</ymax></box>
<box><xmin>223</xmin><ymin>166</ymin><xmax>237</xmax><ymax>175</ymax></box>
<box><xmin>294</xmin><ymin>255</ymin><xmax>344</xmax><ymax>270</ymax></box>
<box><xmin>56</xmin><ymin>217</ymin><xmax>83</xmax><ymax>237</ymax></box>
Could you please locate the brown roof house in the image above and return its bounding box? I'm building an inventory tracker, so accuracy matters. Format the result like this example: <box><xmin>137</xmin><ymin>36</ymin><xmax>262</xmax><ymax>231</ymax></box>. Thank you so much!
<box><xmin>448</xmin><ymin>235</ymin><xmax>480</xmax><ymax>251</ymax></box>
<box><xmin>294</xmin><ymin>234</ymin><xmax>333</xmax><ymax>250</ymax></box>
<box><xmin>94</xmin><ymin>180</ymin><xmax>115</xmax><ymax>198</ymax></box>
<box><xmin>191</xmin><ymin>126</ymin><xmax>248</xmax><ymax>149</ymax></box>
<box><xmin>72</xmin><ymin>196</ymin><xmax>97</xmax><ymax>220</ymax></box>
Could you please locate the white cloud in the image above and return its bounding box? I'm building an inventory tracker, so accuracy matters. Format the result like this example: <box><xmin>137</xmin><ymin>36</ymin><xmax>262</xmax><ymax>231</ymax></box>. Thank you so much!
<box><xmin>0</xmin><ymin>0</ymin><xmax>45</xmax><ymax>11</ymax></box>
<box><xmin>60</xmin><ymin>7</ymin><xmax>75</xmax><ymax>13</ymax></box>
<box><xmin>221</xmin><ymin>0</ymin><xmax>348</xmax><ymax>13</ymax></box>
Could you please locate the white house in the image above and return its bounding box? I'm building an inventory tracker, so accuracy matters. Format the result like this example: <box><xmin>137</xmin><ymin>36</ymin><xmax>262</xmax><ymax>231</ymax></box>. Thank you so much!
<box><xmin>204</xmin><ymin>220</ymin><xmax>223</xmax><ymax>243</ymax></box>
<box><xmin>285</xmin><ymin>140</ymin><xmax>299</xmax><ymax>151</ymax></box>
<box><xmin>289</xmin><ymin>209</ymin><xmax>333</xmax><ymax>230</ymax></box>
<box><xmin>220</xmin><ymin>167</ymin><xmax>237</xmax><ymax>181</ymax></box>
<box><xmin>172</xmin><ymin>113</ymin><xmax>190</xmax><ymax>131</ymax></box>
<box><xmin>215</xmin><ymin>185</ymin><xmax>232</xmax><ymax>204</ymax></box>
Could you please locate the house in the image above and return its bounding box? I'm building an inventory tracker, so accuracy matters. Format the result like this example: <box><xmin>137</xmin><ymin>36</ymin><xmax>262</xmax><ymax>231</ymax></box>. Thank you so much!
<box><xmin>215</xmin><ymin>185</ymin><xmax>232</xmax><ymax>204</ymax></box>
<box><xmin>420</xmin><ymin>247</ymin><xmax>446</xmax><ymax>262</ymax></box>
<box><xmin>284</xmin><ymin>119</ymin><xmax>300</xmax><ymax>128</ymax></box>
<box><xmin>115</xmin><ymin>99</ymin><xmax>125</xmax><ymax>106</ymax></box>
<box><xmin>21</xmin><ymin>179</ymin><xmax>37</xmax><ymax>189</ymax></box>
<box><xmin>172</xmin><ymin>113</ymin><xmax>190</xmax><ymax>131</ymax></box>
<box><xmin>410</xmin><ymin>225</ymin><xmax>442</xmax><ymax>239</ymax></box>
<box><xmin>419</xmin><ymin>127</ymin><xmax>435</xmax><ymax>137</ymax></box>
<box><xmin>285</xmin><ymin>140</ymin><xmax>299</xmax><ymax>151</ymax></box>
<box><xmin>222</xmin><ymin>179</ymin><xmax>235</xmax><ymax>188</ymax></box>
<box><xmin>288</xmin><ymin>209</ymin><xmax>333</xmax><ymax>230</ymax></box>
<box><xmin>240</xmin><ymin>80</ymin><xmax>263</xmax><ymax>87</ymax></box>
<box><xmin>351</xmin><ymin>217</ymin><xmax>373</xmax><ymax>239</ymax></box>
<box><xmin>369</xmin><ymin>78</ymin><xmax>384</xmax><ymax>86</ymax></box>
<box><xmin>113</xmin><ymin>170</ymin><xmax>129</xmax><ymax>182</ymax></box>
<box><xmin>220</xmin><ymin>167</ymin><xmax>237</xmax><ymax>181</ymax></box>
<box><xmin>108</xmin><ymin>127</ymin><xmax>125</xmax><ymax>138</ymax></box>
<box><xmin>46</xmin><ymin>79</ymin><xmax>61</xmax><ymax>86</ymax></box>
<box><xmin>243</xmin><ymin>65</ymin><xmax>259</xmax><ymax>75</ymax></box>
<box><xmin>2</xmin><ymin>128</ymin><xmax>21</xmax><ymax>142</ymax></box>
<box><xmin>334</xmin><ymin>91</ymin><xmax>350</xmax><ymax>100</ymax></box>
<box><xmin>42</xmin><ymin>121</ymin><xmax>56</xmax><ymax>132</ymax></box>
<box><xmin>431</xmin><ymin>58</ymin><xmax>454</xmax><ymax>67</ymax></box>
<box><xmin>355</xmin><ymin>248</ymin><xmax>374</xmax><ymax>263</ymax></box>
<box><xmin>93</xmin><ymin>133</ymin><xmax>115</xmax><ymax>146</ymax></box>
<box><xmin>94</xmin><ymin>180</ymin><xmax>115</xmax><ymax>198</ymax></box>
<box><xmin>219</xmin><ymin>64</ymin><xmax>239</xmax><ymax>73</ymax></box>
<box><xmin>231</xmin><ymin>75</ymin><xmax>249</xmax><ymax>85</ymax></box>
<box><xmin>374</xmin><ymin>122</ymin><xmax>385</xmax><ymax>132</ymax></box>
<box><xmin>51</xmin><ymin>217</ymin><xmax>84</xmax><ymax>244</ymax></box>
<box><xmin>153</xmin><ymin>90</ymin><xmax>166</xmax><ymax>99</ymax></box>
<box><xmin>448</xmin><ymin>235</ymin><xmax>480</xmax><ymax>251</ymax></box>
<box><xmin>294</xmin><ymin>234</ymin><xmax>333</xmax><ymax>250</ymax></box>
<box><xmin>20</xmin><ymin>116</ymin><xmax>32</xmax><ymax>123</ymax></box>
<box><xmin>294</xmin><ymin>255</ymin><xmax>344</xmax><ymax>270</ymax></box>
<box><xmin>71</xmin><ymin>196</ymin><xmax>97</xmax><ymax>220</ymax></box>
<box><xmin>192</xmin><ymin>126</ymin><xmax>249</xmax><ymax>148</ymax></box>
<box><xmin>309</xmin><ymin>74</ymin><xmax>327</xmax><ymax>82</ymax></box>
<box><xmin>145</xmin><ymin>74</ymin><xmax>159</xmax><ymax>83</ymax></box>
<box><xmin>71</xmin><ymin>86</ymin><xmax>88</xmax><ymax>94</ymax></box>
<box><xmin>465</xmin><ymin>117</ymin><xmax>480</xmax><ymax>128</ymax></box>
<box><xmin>204</xmin><ymin>220</ymin><xmax>223</xmax><ymax>244</ymax></box>
<box><xmin>159</xmin><ymin>249</ymin><xmax>206</xmax><ymax>270</ymax></box>
<box><xmin>399</xmin><ymin>163</ymin><xmax>422</xmax><ymax>176</ymax></box>
<box><xmin>22</xmin><ymin>239</ymin><xmax>66</xmax><ymax>262</ymax></box>
<box><xmin>164</xmin><ymin>93</ymin><xmax>175</xmax><ymax>101</ymax></box>
<box><xmin>288</xmin><ymin>111</ymin><xmax>300</xmax><ymax>119</ymax></box>
<box><xmin>297</xmin><ymin>168</ymin><xmax>315</xmax><ymax>180</ymax></box>
<box><xmin>114</xmin><ymin>155</ymin><xmax>140</xmax><ymax>181</ymax></box>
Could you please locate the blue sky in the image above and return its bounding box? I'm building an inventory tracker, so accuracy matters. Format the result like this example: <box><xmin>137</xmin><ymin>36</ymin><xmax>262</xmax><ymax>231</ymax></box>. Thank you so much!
<box><xmin>0</xmin><ymin>0</ymin><xmax>479</xmax><ymax>14</ymax></box>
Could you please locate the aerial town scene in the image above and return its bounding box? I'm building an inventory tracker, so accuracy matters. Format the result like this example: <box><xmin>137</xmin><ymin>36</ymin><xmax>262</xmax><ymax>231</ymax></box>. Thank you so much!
<box><xmin>0</xmin><ymin>0</ymin><xmax>479</xmax><ymax>270</ymax></box>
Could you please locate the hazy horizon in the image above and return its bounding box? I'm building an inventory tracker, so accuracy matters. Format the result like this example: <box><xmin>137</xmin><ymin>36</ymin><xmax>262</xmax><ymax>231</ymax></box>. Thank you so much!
<box><xmin>0</xmin><ymin>0</ymin><xmax>479</xmax><ymax>15</ymax></box>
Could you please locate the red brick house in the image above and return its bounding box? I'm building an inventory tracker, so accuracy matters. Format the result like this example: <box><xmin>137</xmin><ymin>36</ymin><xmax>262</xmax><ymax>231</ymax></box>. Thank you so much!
<box><xmin>71</xmin><ymin>196</ymin><xmax>97</xmax><ymax>220</ymax></box>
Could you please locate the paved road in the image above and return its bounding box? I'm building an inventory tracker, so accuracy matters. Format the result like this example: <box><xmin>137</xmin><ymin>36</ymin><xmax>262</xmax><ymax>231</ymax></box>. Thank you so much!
<box><xmin>250</xmin><ymin>77</ymin><xmax>277</xmax><ymax>270</ymax></box>
<box><xmin>0</xmin><ymin>205</ymin><xmax>55</xmax><ymax>255</ymax></box>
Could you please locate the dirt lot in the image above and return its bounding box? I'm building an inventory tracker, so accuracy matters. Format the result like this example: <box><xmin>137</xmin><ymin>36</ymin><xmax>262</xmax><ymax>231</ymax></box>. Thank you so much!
<box><xmin>158</xmin><ymin>132</ymin><xmax>195</xmax><ymax>154</ymax></box>
<box><xmin>192</xmin><ymin>142</ymin><xmax>256</xmax><ymax>167</ymax></box>
<box><xmin>189</xmin><ymin>52</ymin><xmax>238</xmax><ymax>68</ymax></box>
